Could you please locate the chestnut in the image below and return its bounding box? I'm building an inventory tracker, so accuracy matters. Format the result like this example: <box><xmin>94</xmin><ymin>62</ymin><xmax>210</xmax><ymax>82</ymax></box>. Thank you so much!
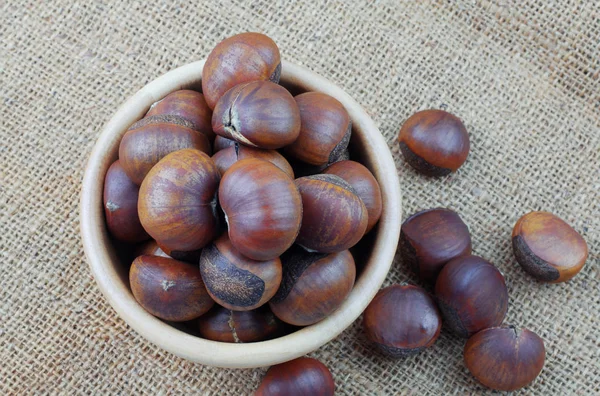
<box><xmin>200</xmin><ymin>233</ymin><xmax>282</xmax><ymax>311</ymax></box>
<box><xmin>197</xmin><ymin>305</ymin><xmax>284</xmax><ymax>343</ymax></box>
<box><xmin>129</xmin><ymin>255</ymin><xmax>214</xmax><ymax>321</ymax></box>
<box><xmin>103</xmin><ymin>160</ymin><xmax>150</xmax><ymax>243</ymax></box>
<box><xmin>131</xmin><ymin>240</ymin><xmax>171</xmax><ymax>260</ymax></box>
<box><xmin>213</xmin><ymin>135</ymin><xmax>236</xmax><ymax>152</ymax></box>
<box><xmin>400</xmin><ymin>208</ymin><xmax>472</xmax><ymax>283</ymax></box>
<box><xmin>269</xmin><ymin>246</ymin><xmax>355</xmax><ymax>326</ymax></box>
<box><xmin>288</xmin><ymin>149</ymin><xmax>350</xmax><ymax>178</ymax></box>
<box><xmin>138</xmin><ymin>149</ymin><xmax>221</xmax><ymax>252</ymax></box>
<box><xmin>363</xmin><ymin>284</ymin><xmax>441</xmax><ymax>358</ymax></box>
<box><xmin>284</xmin><ymin>92</ymin><xmax>351</xmax><ymax>166</ymax></box>
<box><xmin>398</xmin><ymin>109</ymin><xmax>470</xmax><ymax>176</ymax></box>
<box><xmin>212</xmin><ymin>81</ymin><xmax>301</xmax><ymax>149</ymax></box>
<box><xmin>212</xmin><ymin>144</ymin><xmax>294</xmax><ymax>178</ymax></box>
<box><xmin>256</xmin><ymin>357</ymin><xmax>335</xmax><ymax>396</ymax></box>
<box><xmin>219</xmin><ymin>158</ymin><xmax>302</xmax><ymax>261</ymax></box>
<box><xmin>435</xmin><ymin>255</ymin><xmax>508</xmax><ymax>337</ymax></box>
<box><xmin>512</xmin><ymin>211</ymin><xmax>588</xmax><ymax>283</ymax></box>
<box><xmin>156</xmin><ymin>242</ymin><xmax>202</xmax><ymax>264</ymax></box>
<box><xmin>202</xmin><ymin>32</ymin><xmax>281</xmax><ymax>109</ymax></box>
<box><xmin>295</xmin><ymin>174</ymin><xmax>368</xmax><ymax>253</ymax></box>
<box><xmin>464</xmin><ymin>326</ymin><xmax>545</xmax><ymax>391</ymax></box>
<box><xmin>322</xmin><ymin>160</ymin><xmax>382</xmax><ymax>233</ymax></box>
<box><xmin>119</xmin><ymin>115</ymin><xmax>211</xmax><ymax>185</ymax></box>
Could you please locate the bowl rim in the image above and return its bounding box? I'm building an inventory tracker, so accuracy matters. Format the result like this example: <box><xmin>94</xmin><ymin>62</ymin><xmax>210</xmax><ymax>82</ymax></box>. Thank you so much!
<box><xmin>80</xmin><ymin>59</ymin><xmax>402</xmax><ymax>368</ymax></box>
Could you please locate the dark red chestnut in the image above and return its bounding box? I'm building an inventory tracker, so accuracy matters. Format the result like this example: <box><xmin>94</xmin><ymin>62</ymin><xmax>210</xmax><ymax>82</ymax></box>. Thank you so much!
<box><xmin>129</xmin><ymin>255</ymin><xmax>214</xmax><ymax>321</ymax></box>
<box><xmin>363</xmin><ymin>284</ymin><xmax>441</xmax><ymax>358</ymax></box>
<box><xmin>119</xmin><ymin>115</ymin><xmax>211</xmax><ymax>185</ymax></box>
<box><xmin>400</xmin><ymin>208</ymin><xmax>472</xmax><ymax>283</ymax></box>
<box><xmin>219</xmin><ymin>158</ymin><xmax>302</xmax><ymax>261</ymax></box>
<box><xmin>269</xmin><ymin>246</ymin><xmax>355</xmax><ymax>326</ymax></box>
<box><xmin>295</xmin><ymin>175</ymin><xmax>367</xmax><ymax>253</ymax></box>
<box><xmin>512</xmin><ymin>211</ymin><xmax>588</xmax><ymax>283</ymax></box>
<box><xmin>398</xmin><ymin>109</ymin><xmax>470</xmax><ymax>176</ymax></box>
<box><xmin>212</xmin><ymin>81</ymin><xmax>301</xmax><ymax>149</ymax></box>
<box><xmin>213</xmin><ymin>135</ymin><xmax>236</xmax><ymax>152</ymax></box>
<box><xmin>256</xmin><ymin>357</ymin><xmax>335</xmax><ymax>396</ymax></box>
<box><xmin>202</xmin><ymin>32</ymin><xmax>281</xmax><ymax>109</ymax></box>
<box><xmin>200</xmin><ymin>233</ymin><xmax>282</xmax><ymax>311</ymax></box>
<box><xmin>212</xmin><ymin>144</ymin><xmax>294</xmax><ymax>178</ymax></box>
<box><xmin>435</xmin><ymin>255</ymin><xmax>508</xmax><ymax>337</ymax></box>
<box><xmin>322</xmin><ymin>160</ymin><xmax>382</xmax><ymax>234</ymax></box>
<box><xmin>197</xmin><ymin>305</ymin><xmax>284</xmax><ymax>343</ymax></box>
<box><xmin>464</xmin><ymin>326</ymin><xmax>545</xmax><ymax>391</ymax></box>
<box><xmin>284</xmin><ymin>92</ymin><xmax>351</xmax><ymax>166</ymax></box>
<box><xmin>103</xmin><ymin>160</ymin><xmax>150</xmax><ymax>243</ymax></box>
<box><xmin>138</xmin><ymin>149</ymin><xmax>220</xmax><ymax>252</ymax></box>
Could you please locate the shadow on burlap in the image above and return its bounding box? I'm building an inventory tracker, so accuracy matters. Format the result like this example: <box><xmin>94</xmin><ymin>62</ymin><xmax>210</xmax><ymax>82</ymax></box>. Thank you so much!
<box><xmin>1</xmin><ymin>1</ymin><xmax>598</xmax><ymax>394</ymax></box>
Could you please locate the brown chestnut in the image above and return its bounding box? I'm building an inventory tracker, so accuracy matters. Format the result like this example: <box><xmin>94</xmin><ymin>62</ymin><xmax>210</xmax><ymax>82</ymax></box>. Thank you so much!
<box><xmin>269</xmin><ymin>246</ymin><xmax>355</xmax><ymax>326</ymax></box>
<box><xmin>322</xmin><ymin>160</ymin><xmax>382</xmax><ymax>234</ymax></box>
<box><xmin>212</xmin><ymin>144</ymin><xmax>294</xmax><ymax>178</ymax></box>
<box><xmin>156</xmin><ymin>242</ymin><xmax>202</xmax><ymax>264</ymax></box>
<box><xmin>129</xmin><ymin>255</ymin><xmax>214</xmax><ymax>321</ymax></box>
<box><xmin>103</xmin><ymin>160</ymin><xmax>150</xmax><ymax>243</ymax></box>
<box><xmin>197</xmin><ymin>305</ymin><xmax>284</xmax><ymax>343</ymax></box>
<box><xmin>284</xmin><ymin>92</ymin><xmax>351</xmax><ymax>166</ymax></box>
<box><xmin>202</xmin><ymin>32</ymin><xmax>281</xmax><ymax>109</ymax></box>
<box><xmin>200</xmin><ymin>233</ymin><xmax>282</xmax><ymax>311</ymax></box>
<box><xmin>213</xmin><ymin>135</ymin><xmax>236</xmax><ymax>152</ymax></box>
<box><xmin>512</xmin><ymin>211</ymin><xmax>588</xmax><ymax>283</ymax></box>
<box><xmin>131</xmin><ymin>240</ymin><xmax>171</xmax><ymax>260</ymax></box>
<box><xmin>119</xmin><ymin>115</ymin><xmax>211</xmax><ymax>185</ymax></box>
<box><xmin>400</xmin><ymin>208</ymin><xmax>472</xmax><ymax>283</ymax></box>
<box><xmin>435</xmin><ymin>255</ymin><xmax>508</xmax><ymax>338</ymax></box>
<box><xmin>256</xmin><ymin>357</ymin><xmax>335</xmax><ymax>396</ymax></box>
<box><xmin>146</xmin><ymin>89</ymin><xmax>215</xmax><ymax>142</ymax></box>
<box><xmin>138</xmin><ymin>149</ymin><xmax>220</xmax><ymax>251</ymax></box>
<box><xmin>219</xmin><ymin>158</ymin><xmax>302</xmax><ymax>261</ymax></box>
<box><xmin>212</xmin><ymin>81</ymin><xmax>301</xmax><ymax>149</ymax></box>
<box><xmin>398</xmin><ymin>109</ymin><xmax>470</xmax><ymax>176</ymax></box>
<box><xmin>464</xmin><ymin>325</ymin><xmax>545</xmax><ymax>391</ymax></box>
<box><xmin>295</xmin><ymin>175</ymin><xmax>367</xmax><ymax>253</ymax></box>
<box><xmin>363</xmin><ymin>284</ymin><xmax>441</xmax><ymax>358</ymax></box>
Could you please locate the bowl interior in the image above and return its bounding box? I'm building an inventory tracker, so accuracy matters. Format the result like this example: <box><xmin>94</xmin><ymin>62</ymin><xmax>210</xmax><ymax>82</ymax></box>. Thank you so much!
<box><xmin>80</xmin><ymin>60</ymin><xmax>402</xmax><ymax>368</ymax></box>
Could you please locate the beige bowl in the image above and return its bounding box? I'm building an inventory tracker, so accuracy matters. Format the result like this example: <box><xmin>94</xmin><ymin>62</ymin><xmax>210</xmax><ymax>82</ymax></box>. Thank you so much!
<box><xmin>80</xmin><ymin>60</ymin><xmax>402</xmax><ymax>368</ymax></box>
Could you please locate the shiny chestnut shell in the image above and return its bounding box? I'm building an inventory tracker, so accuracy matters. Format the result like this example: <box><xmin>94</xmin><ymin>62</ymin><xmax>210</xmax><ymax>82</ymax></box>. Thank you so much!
<box><xmin>464</xmin><ymin>326</ymin><xmax>545</xmax><ymax>391</ymax></box>
<box><xmin>197</xmin><ymin>305</ymin><xmax>284</xmax><ymax>343</ymax></box>
<box><xmin>256</xmin><ymin>357</ymin><xmax>335</xmax><ymax>396</ymax></box>
<box><xmin>212</xmin><ymin>144</ymin><xmax>294</xmax><ymax>178</ymax></box>
<box><xmin>435</xmin><ymin>255</ymin><xmax>508</xmax><ymax>337</ymax></box>
<box><xmin>129</xmin><ymin>255</ymin><xmax>214</xmax><ymax>321</ymax></box>
<box><xmin>512</xmin><ymin>211</ymin><xmax>588</xmax><ymax>283</ymax></box>
<box><xmin>398</xmin><ymin>109</ymin><xmax>470</xmax><ymax>176</ymax></box>
<box><xmin>202</xmin><ymin>32</ymin><xmax>281</xmax><ymax>109</ymax></box>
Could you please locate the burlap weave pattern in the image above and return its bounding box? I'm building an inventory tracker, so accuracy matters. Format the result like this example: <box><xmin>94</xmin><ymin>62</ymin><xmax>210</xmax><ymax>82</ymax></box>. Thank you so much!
<box><xmin>1</xmin><ymin>1</ymin><xmax>599</xmax><ymax>394</ymax></box>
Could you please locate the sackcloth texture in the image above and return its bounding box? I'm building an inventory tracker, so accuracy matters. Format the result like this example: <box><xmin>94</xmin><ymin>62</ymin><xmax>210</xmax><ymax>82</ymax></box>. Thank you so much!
<box><xmin>1</xmin><ymin>1</ymin><xmax>599</xmax><ymax>394</ymax></box>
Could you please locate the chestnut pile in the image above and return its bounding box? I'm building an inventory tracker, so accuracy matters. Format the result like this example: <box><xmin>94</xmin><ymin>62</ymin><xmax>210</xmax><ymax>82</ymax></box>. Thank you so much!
<box><xmin>103</xmin><ymin>33</ymin><xmax>382</xmax><ymax>349</ymax></box>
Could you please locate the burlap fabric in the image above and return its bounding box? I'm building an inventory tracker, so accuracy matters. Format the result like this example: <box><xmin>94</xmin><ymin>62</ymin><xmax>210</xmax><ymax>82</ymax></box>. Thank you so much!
<box><xmin>1</xmin><ymin>1</ymin><xmax>599</xmax><ymax>394</ymax></box>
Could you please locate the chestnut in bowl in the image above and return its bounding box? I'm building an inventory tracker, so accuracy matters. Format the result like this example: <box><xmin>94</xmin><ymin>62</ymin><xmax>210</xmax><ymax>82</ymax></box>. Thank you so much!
<box><xmin>212</xmin><ymin>144</ymin><xmax>294</xmax><ymax>178</ymax></box>
<box><xmin>213</xmin><ymin>135</ymin><xmax>236</xmax><ymax>152</ymax></box>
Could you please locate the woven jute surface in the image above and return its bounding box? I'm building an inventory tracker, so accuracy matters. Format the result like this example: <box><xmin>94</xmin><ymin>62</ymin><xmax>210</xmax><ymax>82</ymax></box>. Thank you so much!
<box><xmin>1</xmin><ymin>1</ymin><xmax>599</xmax><ymax>394</ymax></box>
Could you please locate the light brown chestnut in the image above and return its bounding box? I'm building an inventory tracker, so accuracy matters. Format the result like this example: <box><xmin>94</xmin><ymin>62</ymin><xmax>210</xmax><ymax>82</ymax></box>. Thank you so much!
<box><xmin>212</xmin><ymin>144</ymin><xmax>294</xmax><ymax>178</ymax></box>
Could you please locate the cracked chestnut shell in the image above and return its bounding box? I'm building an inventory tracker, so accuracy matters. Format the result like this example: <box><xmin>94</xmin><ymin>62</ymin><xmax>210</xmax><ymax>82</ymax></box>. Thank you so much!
<box><xmin>103</xmin><ymin>160</ymin><xmax>150</xmax><ymax>243</ymax></box>
<box><xmin>256</xmin><ymin>357</ymin><xmax>335</xmax><ymax>396</ymax></box>
<box><xmin>398</xmin><ymin>109</ymin><xmax>470</xmax><ymax>176</ymax></box>
<box><xmin>202</xmin><ymin>32</ymin><xmax>281</xmax><ymax>110</ymax></box>
<box><xmin>400</xmin><ymin>208</ymin><xmax>472</xmax><ymax>283</ymax></box>
<box><xmin>213</xmin><ymin>135</ymin><xmax>236</xmax><ymax>152</ymax></box>
<box><xmin>435</xmin><ymin>255</ymin><xmax>508</xmax><ymax>338</ymax></box>
<box><xmin>197</xmin><ymin>305</ymin><xmax>284</xmax><ymax>343</ymax></box>
<box><xmin>295</xmin><ymin>174</ymin><xmax>368</xmax><ymax>253</ymax></box>
<box><xmin>199</xmin><ymin>233</ymin><xmax>282</xmax><ymax>311</ymax></box>
<box><xmin>363</xmin><ymin>284</ymin><xmax>441</xmax><ymax>358</ymax></box>
<box><xmin>129</xmin><ymin>255</ymin><xmax>214</xmax><ymax>321</ymax></box>
<box><xmin>219</xmin><ymin>158</ymin><xmax>302</xmax><ymax>261</ymax></box>
<box><xmin>212</xmin><ymin>80</ymin><xmax>301</xmax><ymax>149</ymax></box>
<box><xmin>119</xmin><ymin>115</ymin><xmax>212</xmax><ymax>185</ymax></box>
<box><xmin>512</xmin><ymin>211</ymin><xmax>588</xmax><ymax>283</ymax></box>
<box><xmin>284</xmin><ymin>92</ymin><xmax>351</xmax><ymax>166</ymax></box>
<box><xmin>269</xmin><ymin>246</ymin><xmax>355</xmax><ymax>326</ymax></box>
<box><xmin>323</xmin><ymin>160</ymin><xmax>382</xmax><ymax>234</ymax></box>
<box><xmin>212</xmin><ymin>144</ymin><xmax>294</xmax><ymax>178</ymax></box>
<box><xmin>138</xmin><ymin>149</ymin><xmax>221</xmax><ymax>252</ymax></box>
<box><xmin>146</xmin><ymin>89</ymin><xmax>215</xmax><ymax>142</ymax></box>
<box><xmin>464</xmin><ymin>326</ymin><xmax>545</xmax><ymax>391</ymax></box>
